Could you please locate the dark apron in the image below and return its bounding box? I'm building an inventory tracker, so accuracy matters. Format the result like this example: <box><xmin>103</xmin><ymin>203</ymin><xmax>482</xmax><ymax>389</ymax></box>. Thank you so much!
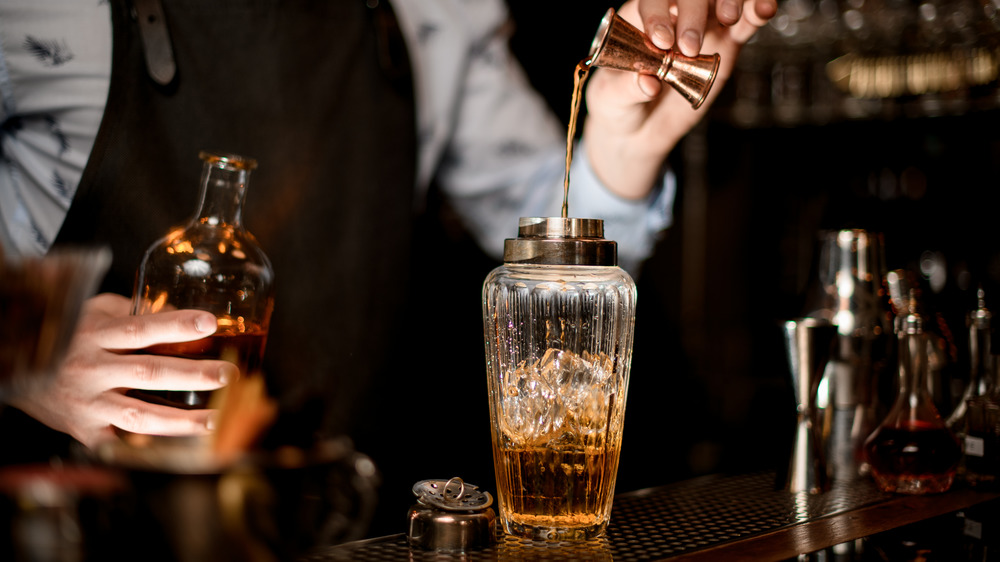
<box><xmin>52</xmin><ymin>0</ymin><xmax>417</xmax><ymax>442</ymax></box>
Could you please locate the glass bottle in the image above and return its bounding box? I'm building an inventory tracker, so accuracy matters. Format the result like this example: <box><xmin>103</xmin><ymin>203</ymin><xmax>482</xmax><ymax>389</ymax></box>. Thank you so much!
<box><xmin>956</xmin><ymin>289</ymin><xmax>1000</xmax><ymax>489</ymax></box>
<box><xmin>483</xmin><ymin>217</ymin><xmax>636</xmax><ymax>541</ymax></box>
<box><xmin>946</xmin><ymin>288</ymin><xmax>995</xmax><ymax>439</ymax></box>
<box><xmin>131</xmin><ymin>151</ymin><xmax>275</xmax><ymax>409</ymax></box>
<box><xmin>863</xmin><ymin>291</ymin><xmax>961</xmax><ymax>494</ymax></box>
<box><xmin>962</xmin><ymin>389</ymin><xmax>1000</xmax><ymax>489</ymax></box>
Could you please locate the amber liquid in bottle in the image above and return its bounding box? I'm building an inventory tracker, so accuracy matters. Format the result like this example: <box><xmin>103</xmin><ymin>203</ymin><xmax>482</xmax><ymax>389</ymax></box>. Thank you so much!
<box><xmin>133</xmin><ymin>324</ymin><xmax>267</xmax><ymax>409</ymax></box>
<box><xmin>865</xmin><ymin>421</ymin><xmax>962</xmax><ymax>493</ymax></box>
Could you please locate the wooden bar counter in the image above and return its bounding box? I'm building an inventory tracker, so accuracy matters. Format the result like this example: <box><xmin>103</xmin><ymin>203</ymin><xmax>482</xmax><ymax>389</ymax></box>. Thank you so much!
<box><xmin>306</xmin><ymin>472</ymin><xmax>1000</xmax><ymax>561</ymax></box>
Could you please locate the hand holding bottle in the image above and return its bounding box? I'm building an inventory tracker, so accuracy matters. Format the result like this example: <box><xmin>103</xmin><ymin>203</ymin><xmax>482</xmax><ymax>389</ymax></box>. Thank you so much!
<box><xmin>9</xmin><ymin>293</ymin><xmax>237</xmax><ymax>449</ymax></box>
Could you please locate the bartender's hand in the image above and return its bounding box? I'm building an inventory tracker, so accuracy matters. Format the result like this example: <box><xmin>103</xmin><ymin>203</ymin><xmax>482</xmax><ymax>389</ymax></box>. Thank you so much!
<box><xmin>9</xmin><ymin>293</ymin><xmax>237</xmax><ymax>449</ymax></box>
<box><xmin>582</xmin><ymin>0</ymin><xmax>777</xmax><ymax>199</ymax></box>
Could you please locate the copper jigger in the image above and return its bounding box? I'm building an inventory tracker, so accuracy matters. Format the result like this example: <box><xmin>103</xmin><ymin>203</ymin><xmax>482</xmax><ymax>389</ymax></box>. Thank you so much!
<box><xmin>588</xmin><ymin>8</ymin><xmax>721</xmax><ymax>109</ymax></box>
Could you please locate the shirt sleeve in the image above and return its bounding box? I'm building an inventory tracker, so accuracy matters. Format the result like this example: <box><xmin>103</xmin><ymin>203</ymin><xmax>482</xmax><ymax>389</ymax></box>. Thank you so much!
<box><xmin>567</xmin><ymin>140</ymin><xmax>675</xmax><ymax>274</ymax></box>
<box><xmin>430</xmin><ymin>0</ymin><xmax>673</xmax><ymax>275</ymax></box>
<box><xmin>0</xmin><ymin>0</ymin><xmax>111</xmax><ymax>258</ymax></box>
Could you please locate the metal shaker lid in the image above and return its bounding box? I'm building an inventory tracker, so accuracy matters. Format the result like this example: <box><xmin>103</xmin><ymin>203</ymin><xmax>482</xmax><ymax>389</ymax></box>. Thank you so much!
<box><xmin>502</xmin><ymin>217</ymin><xmax>617</xmax><ymax>266</ymax></box>
<box><xmin>407</xmin><ymin>478</ymin><xmax>496</xmax><ymax>552</ymax></box>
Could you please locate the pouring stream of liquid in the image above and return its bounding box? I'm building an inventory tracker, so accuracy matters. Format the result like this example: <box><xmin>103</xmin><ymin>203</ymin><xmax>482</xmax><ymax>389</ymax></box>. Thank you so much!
<box><xmin>562</xmin><ymin>60</ymin><xmax>593</xmax><ymax>219</ymax></box>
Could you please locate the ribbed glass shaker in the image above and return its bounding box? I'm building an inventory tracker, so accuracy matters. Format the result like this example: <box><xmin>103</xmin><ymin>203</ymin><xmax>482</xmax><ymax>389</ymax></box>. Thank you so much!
<box><xmin>482</xmin><ymin>217</ymin><xmax>637</xmax><ymax>541</ymax></box>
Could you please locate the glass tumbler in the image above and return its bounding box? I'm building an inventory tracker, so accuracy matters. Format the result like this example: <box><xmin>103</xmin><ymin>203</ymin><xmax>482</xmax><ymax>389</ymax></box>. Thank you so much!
<box><xmin>482</xmin><ymin>217</ymin><xmax>636</xmax><ymax>540</ymax></box>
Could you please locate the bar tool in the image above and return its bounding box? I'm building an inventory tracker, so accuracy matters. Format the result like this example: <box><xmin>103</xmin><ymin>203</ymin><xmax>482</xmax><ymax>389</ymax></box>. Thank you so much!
<box><xmin>782</xmin><ymin>318</ymin><xmax>837</xmax><ymax>494</ymax></box>
<box><xmin>806</xmin><ymin>229</ymin><xmax>891</xmax><ymax>481</ymax></box>
<box><xmin>588</xmin><ymin>8</ymin><xmax>721</xmax><ymax>108</ymax></box>
<box><xmin>407</xmin><ymin>478</ymin><xmax>496</xmax><ymax>552</ymax></box>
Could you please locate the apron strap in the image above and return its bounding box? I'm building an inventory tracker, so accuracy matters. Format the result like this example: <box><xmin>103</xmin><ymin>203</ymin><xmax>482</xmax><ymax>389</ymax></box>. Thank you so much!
<box><xmin>133</xmin><ymin>0</ymin><xmax>176</xmax><ymax>85</ymax></box>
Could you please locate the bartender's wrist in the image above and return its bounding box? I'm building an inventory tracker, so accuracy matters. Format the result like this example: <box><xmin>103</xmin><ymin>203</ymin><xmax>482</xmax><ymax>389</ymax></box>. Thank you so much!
<box><xmin>581</xmin><ymin>120</ymin><xmax>676</xmax><ymax>201</ymax></box>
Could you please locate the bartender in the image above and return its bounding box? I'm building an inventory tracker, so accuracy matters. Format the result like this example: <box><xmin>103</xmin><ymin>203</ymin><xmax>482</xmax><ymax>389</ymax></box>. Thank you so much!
<box><xmin>0</xmin><ymin>0</ymin><xmax>775</xmax><ymax>535</ymax></box>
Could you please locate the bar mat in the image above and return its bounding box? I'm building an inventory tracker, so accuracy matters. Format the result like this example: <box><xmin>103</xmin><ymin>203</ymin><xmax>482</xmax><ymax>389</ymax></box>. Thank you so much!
<box><xmin>304</xmin><ymin>471</ymin><xmax>891</xmax><ymax>561</ymax></box>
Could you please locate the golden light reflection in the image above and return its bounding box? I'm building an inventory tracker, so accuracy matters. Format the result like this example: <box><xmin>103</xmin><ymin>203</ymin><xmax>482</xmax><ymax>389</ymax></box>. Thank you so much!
<box><xmin>793</xmin><ymin>491</ymin><xmax>810</xmax><ymax>523</ymax></box>
<box><xmin>150</xmin><ymin>291</ymin><xmax>169</xmax><ymax>313</ymax></box>
<box><xmin>828</xmin><ymin>47</ymin><xmax>1000</xmax><ymax>99</ymax></box>
<box><xmin>171</xmin><ymin>240</ymin><xmax>194</xmax><ymax>254</ymax></box>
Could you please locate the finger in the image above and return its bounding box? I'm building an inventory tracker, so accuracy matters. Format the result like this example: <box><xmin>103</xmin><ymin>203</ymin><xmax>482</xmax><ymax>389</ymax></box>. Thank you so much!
<box><xmin>92</xmin><ymin>309</ymin><xmax>219</xmax><ymax>350</ymax></box>
<box><xmin>588</xmin><ymin>67</ymin><xmax>662</xmax><ymax>110</ymax></box>
<box><xmin>634</xmin><ymin>0</ymin><xmax>675</xmax><ymax>51</ymax></box>
<box><xmin>716</xmin><ymin>0</ymin><xmax>743</xmax><ymax>26</ymax></box>
<box><xmin>97</xmin><ymin>353</ymin><xmax>237</xmax><ymax>391</ymax></box>
<box><xmin>104</xmin><ymin>392</ymin><xmax>216</xmax><ymax>436</ymax></box>
<box><xmin>673</xmin><ymin>0</ymin><xmax>710</xmax><ymax>56</ymax></box>
<box><xmin>751</xmin><ymin>0</ymin><xmax>778</xmax><ymax>23</ymax></box>
<box><xmin>724</xmin><ymin>0</ymin><xmax>778</xmax><ymax>44</ymax></box>
<box><xmin>84</xmin><ymin>293</ymin><xmax>133</xmax><ymax>316</ymax></box>
<box><xmin>636</xmin><ymin>74</ymin><xmax>664</xmax><ymax>99</ymax></box>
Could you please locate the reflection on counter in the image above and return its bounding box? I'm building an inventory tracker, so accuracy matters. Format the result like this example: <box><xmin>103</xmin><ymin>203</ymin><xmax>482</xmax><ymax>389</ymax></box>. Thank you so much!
<box><xmin>800</xmin><ymin>495</ymin><xmax>1000</xmax><ymax>561</ymax></box>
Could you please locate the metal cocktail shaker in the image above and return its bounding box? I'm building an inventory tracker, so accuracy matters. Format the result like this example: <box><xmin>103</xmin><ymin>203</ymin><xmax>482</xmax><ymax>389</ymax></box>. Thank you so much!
<box><xmin>805</xmin><ymin>229</ymin><xmax>891</xmax><ymax>482</ymax></box>
<box><xmin>482</xmin><ymin>217</ymin><xmax>636</xmax><ymax>541</ymax></box>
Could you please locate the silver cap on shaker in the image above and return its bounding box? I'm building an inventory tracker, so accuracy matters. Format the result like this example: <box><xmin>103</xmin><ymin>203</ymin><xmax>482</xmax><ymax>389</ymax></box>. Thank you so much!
<box><xmin>502</xmin><ymin>217</ymin><xmax>617</xmax><ymax>266</ymax></box>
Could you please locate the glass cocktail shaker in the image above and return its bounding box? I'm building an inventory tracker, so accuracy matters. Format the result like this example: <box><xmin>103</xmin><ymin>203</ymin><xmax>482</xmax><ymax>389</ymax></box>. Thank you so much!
<box><xmin>482</xmin><ymin>217</ymin><xmax>636</xmax><ymax>541</ymax></box>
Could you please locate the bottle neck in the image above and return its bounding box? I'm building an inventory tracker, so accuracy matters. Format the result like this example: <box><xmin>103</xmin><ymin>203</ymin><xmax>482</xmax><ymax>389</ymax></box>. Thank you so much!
<box><xmin>969</xmin><ymin>323</ymin><xmax>996</xmax><ymax>395</ymax></box>
<box><xmin>898</xmin><ymin>330</ymin><xmax>932</xmax><ymax>401</ymax></box>
<box><xmin>194</xmin><ymin>162</ymin><xmax>250</xmax><ymax>228</ymax></box>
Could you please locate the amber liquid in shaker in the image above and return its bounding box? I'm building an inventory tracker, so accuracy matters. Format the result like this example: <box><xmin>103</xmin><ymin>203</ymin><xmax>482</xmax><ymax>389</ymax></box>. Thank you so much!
<box><xmin>495</xmin><ymin>438</ymin><xmax>621</xmax><ymax>533</ymax></box>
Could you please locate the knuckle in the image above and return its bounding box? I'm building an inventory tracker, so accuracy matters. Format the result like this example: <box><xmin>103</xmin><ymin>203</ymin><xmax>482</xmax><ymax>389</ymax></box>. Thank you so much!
<box><xmin>131</xmin><ymin>357</ymin><xmax>162</xmax><ymax>384</ymax></box>
<box><xmin>120</xmin><ymin>406</ymin><xmax>147</xmax><ymax>433</ymax></box>
<box><xmin>118</xmin><ymin>317</ymin><xmax>148</xmax><ymax>347</ymax></box>
<box><xmin>57</xmin><ymin>350</ymin><xmax>87</xmax><ymax>374</ymax></box>
<box><xmin>56</xmin><ymin>349</ymin><xmax>102</xmax><ymax>384</ymax></box>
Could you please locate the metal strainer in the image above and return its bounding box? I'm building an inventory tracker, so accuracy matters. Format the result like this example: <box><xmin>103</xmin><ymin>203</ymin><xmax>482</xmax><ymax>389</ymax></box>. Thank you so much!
<box><xmin>406</xmin><ymin>477</ymin><xmax>496</xmax><ymax>552</ymax></box>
